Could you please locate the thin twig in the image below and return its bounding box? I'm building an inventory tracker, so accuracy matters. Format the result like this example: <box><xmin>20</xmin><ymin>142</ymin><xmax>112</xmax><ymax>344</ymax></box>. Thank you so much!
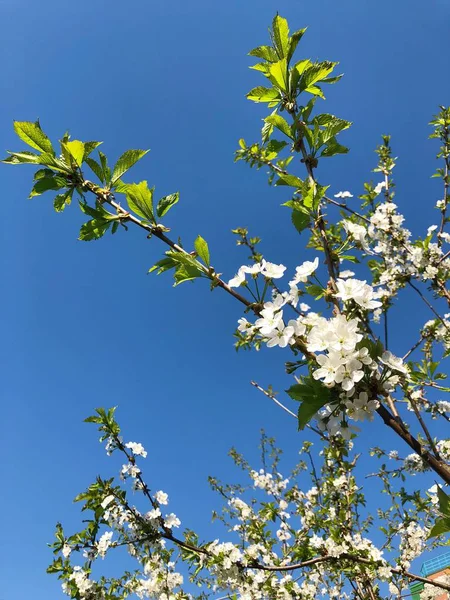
<box><xmin>250</xmin><ymin>381</ymin><xmax>326</xmax><ymax>439</ymax></box>
<box><xmin>407</xmin><ymin>280</ymin><xmax>449</xmax><ymax>330</ymax></box>
<box><xmin>250</xmin><ymin>380</ymin><xmax>296</xmax><ymax>419</ymax></box>
<box><xmin>402</xmin><ymin>336</ymin><xmax>425</xmax><ymax>360</ymax></box>
<box><xmin>376</xmin><ymin>401</ymin><xmax>450</xmax><ymax>484</ymax></box>
<box><xmin>82</xmin><ymin>181</ymin><xmax>253</xmax><ymax>310</ymax></box>
<box><xmin>406</xmin><ymin>393</ymin><xmax>441</xmax><ymax>460</ymax></box>
<box><xmin>326</xmin><ymin>197</ymin><xmax>371</xmax><ymax>224</ymax></box>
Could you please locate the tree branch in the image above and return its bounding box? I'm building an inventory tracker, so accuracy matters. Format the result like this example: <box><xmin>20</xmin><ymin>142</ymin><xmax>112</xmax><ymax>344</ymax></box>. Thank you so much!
<box><xmin>376</xmin><ymin>401</ymin><xmax>450</xmax><ymax>484</ymax></box>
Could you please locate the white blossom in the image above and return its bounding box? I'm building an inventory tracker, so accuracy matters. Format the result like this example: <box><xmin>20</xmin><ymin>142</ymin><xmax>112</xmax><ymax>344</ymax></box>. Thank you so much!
<box><xmin>125</xmin><ymin>442</ymin><xmax>147</xmax><ymax>458</ymax></box>
<box><xmin>293</xmin><ymin>257</ymin><xmax>319</xmax><ymax>283</ymax></box>
<box><xmin>374</xmin><ymin>181</ymin><xmax>387</xmax><ymax>195</ymax></box>
<box><xmin>155</xmin><ymin>490</ymin><xmax>169</xmax><ymax>505</ymax></box>
<box><xmin>334</xmin><ymin>191</ymin><xmax>353</xmax><ymax>199</ymax></box>
<box><xmin>164</xmin><ymin>513</ymin><xmax>181</xmax><ymax>529</ymax></box>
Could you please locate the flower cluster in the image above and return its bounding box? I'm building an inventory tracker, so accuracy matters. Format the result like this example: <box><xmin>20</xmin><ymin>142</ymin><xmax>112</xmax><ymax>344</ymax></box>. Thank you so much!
<box><xmin>398</xmin><ymin>521</ymin><xmax>429</xmax><ymax>569</ymax></box>
<box><xmin>228</xmin><ymin>259</ymin><xmax>286</xmax><ymax>287</ymax></box>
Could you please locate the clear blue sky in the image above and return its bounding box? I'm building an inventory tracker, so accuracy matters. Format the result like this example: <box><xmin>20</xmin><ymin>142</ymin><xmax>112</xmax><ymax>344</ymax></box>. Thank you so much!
<box><xmin>2</xmin><ymin>0</ymin><xmax>450</xmax><ymax>598</ymax></box>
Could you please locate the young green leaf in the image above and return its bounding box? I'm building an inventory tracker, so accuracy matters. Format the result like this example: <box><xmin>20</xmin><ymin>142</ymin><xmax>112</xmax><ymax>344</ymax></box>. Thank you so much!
<box><xmin>53</xmin><ymin>189</ymin><xmax>73</xmax><ymax>213</ymax></box>
<box><xmin>249</xmin><ymin>45</ymin><xmax>278</xmax><ymax>62</ymax></box>
<box><xmin>275</xmin><ymin>174</ymin><xmax>303</xmax><ymax>188</ymax></box>
<box><xmin>2</xmin><ymin>151</ymin><xmax>41</xmax><ymax>165</ymax></box>
<box><xmin>29</xmin><ymin>175</ymin><xmax>66</xmax><ymax>198</ymax></box>
<box><xmin>266</xmin><ymin>139</ymin><xmax>288</xmax><ymax>154</ymax></box>
<box><xmin>428</xmin><ymin>517</ymin><xmax>450</xmax><ymax>538</ymax></box>
<box><xmin>287</xmin><ymin>27</ymin><xmax>307</xmax><ymax>64</ymax></box>
<box><xmin>287</xmin><ymin>379</ymin><xmax>331</xmax><ymax>430</ymax></box>
<box><xmin>156</xmin><ymin>192</ymin><xmax>179</xmax><ymax>218</ymax></box>
<box><xmin>83</xmin><ymin>141</ymin><xmax>102</xmax><ymax>160</ymax></box>
<box><xmin>319</xmin><ymin>117</ymin><xmax>352</xmax><ymax>145</ymax></box>
<box><xmin>13</xmin><ymin>120</ymin><xmax>54</xmax><ymax>154</ymax></box>
<box><xmin>166</xmin><ymin>250</ymin><xmax>202</xmax><ymax>271</ymax></box>
<box><xmin>148</xmin><ymin>256</ymin><xmax>178</xmax><ymax>275</ymax></box>
<box><xmin>194</xmin><ymin>235</ymin><xmax>210</xmax><ymax>266</ymax></box>
<box><xmin>35</xmin><ymin>153</ymin><xmax>71</xmax><ymax>174</ymax></box>
<box><xmin>299</xmin><ymin>61</ymin><xmax>338</xmax><ymax>98</ymax></box>
<box><xmin>291</xmin><ymin>209</ymin><xmax>310</xmax><ymax>234</ymax></box>
<box><xmin>85</xmin><ymin>157</ymin><xmax>106</xmax><ymax>183</ymax></box>
<box><xmin>320</xmin><ymin>139</ymin><xmax>349</xmax><ymax>158</ymax></box>
<box><xmin>271</xmin><ymin>14</ymin><xmax>289</xmax><ymax>59</ymax></box>
<box><xmin>306</xmin><ymin>284</ymin><xmax>324</xmax><ymax>299</ymax></box>
<box><xmin>267</xmin><ymin>59</ymin><xmax>288</xmax><ymax>92</ymax></box>
<box><xmin>246</xmin><ymin>86</ymin><xmax>281</xmax><ymax>105</ymax></box>
<box><xmin>437</xmin><ymin>486</ymin><xmax>450</xmax><ymax>515</ymax></box>
<box><xmin>99</xmin><ymin>151</ymin><xmax>111</xmax><ymax>184</ymax></box>
<box><xmin>33</xmin><ymin>168</ymin><xmax>54</xmax><ymax>180</ymax></box>
<box><xmin>296</xmin><ymin>396</ymin><xmax>330</xmax><ymax>430</ymax></box>
<box><xmin>116</xmin><ymin>180</ymin><xmax>154</xmax><ymax>222</ymax></box>
<box><xmin>64</xmin><ymin>140</ymin><xmax>85</xmax><ymax>167</ymax></box>
<box><xmin>79</xmin><ymin>219</ymin><xmax>111</xmax><ymax>241</ymax></box>
<box><xmin>265</xmin><ymin>114</ymin><xmax>293</xmax><ymax>139</ymax></box>
<box><xmin>173</xmin><ymin>266</ymin><xmax>201</xmax><ymax>286</ymax></box>
<box><xmin>111</xmin><ymin>149</ymin><xmax>149</xmax><ymax>184</ymax></box>
<box><xmin>79</xmin><ymin>200</ymin><xmax>117</xmax><ymax>221</ymax></box>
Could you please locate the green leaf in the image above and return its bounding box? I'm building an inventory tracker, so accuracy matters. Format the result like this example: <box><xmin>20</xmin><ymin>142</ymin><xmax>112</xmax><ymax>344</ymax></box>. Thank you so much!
<box><xmin>166</xmin><ymin>250</ymin><xmax>202</xmax><ymax>271</ymax></box>
<box><xmin>290</xmin><ymin>59</ymin><xmax>312</xmax><ymax>92</ymax></box>
<box><xmin>299</xmin><ymin>181</ymin><xmax>329</xmax><ymax>210</ymax></box>
<box><xmin>287</xmin><ymin>379</ymin><xmax>331</xmax><ymax>430</ymax></box>
<box><xmin>287</xmin><ymin>27</ymin><xmax>307</xmax><ymax>64</ymax></box>
<box><xmin>116</xmin><ymin>180</ymin><xmax>154</xmax><ymax>222</ymax></box>
<box><xmin>173</xmin><ymin>265</ymin><xmax>203</xmax><ymax>286</ymax></box>
<box><xmin>438</xmin><ymin>486</ymin><xmax>450</xmax><ymax>515</ymax></box>
<box><xmin>13</xmin><ymin>120</ymin><xmax>54</xmax><ymax>154</ymax></box>
<box><xmin>29</xmin><ymin>175</ymin><xmax>66</xmax><ymax>198</ymax></box>
<box><xmin>249</xmin><ymin>45</ymin><xmax>278</xmax><ymax>62</ymax></box>
<box><xmin>83</xmin><ymin>141</ymin><xmax>102</xmax><ymax>159</ymax></box>
<box><xmin>53</xmin><ymin>190</ymin><xmax>73</xmax><ymax>212</ymax></box>
<box><xmin>300</xmin><ymin>61</ymin><xmax>338</xmax><ymax>98</ymax></box>
<box><xmin>428</xmin><ymin>517</ymin><xmax>450</xmax><ymax>538</ymax></box>
<box><xmin>266</xmin><ymin>139</ymin><xmax>288</xmax><ymax>153</ymax></box>
<box><xmin>250</xmin><ymin>62</ymin><xmax>271</xmax><ymax>74</ymax></box>
<box><xmin>79</xmin><ymin>219</ymin><xmax>111</xmax><ymax>241</ymax></box>
<box><xmin>35</xmin><ymin>152</ymin><xmax>71</xmax><ymax>173</ymax></box>
<box><xmin>275</xmin><ymin>174</ymin><xmax>303</xmax><ymax>188</ymax></box>
<box><xmin>302</xmin><ymin>97</ymin><xmax>317</xmax><ymax>120</ymax></box>
<box><xmin>79</xmin><ymin>200</ymin><xmax>117</xmax><ymax>221</ymax></box>
<box><xmin>64</xmin><ymin>140</ymin><xmax>85</xmax><ymax>167</ymax></box>
<box><xmin>156</xmin><ymin>192</ymin><xmax>179</xmax><ymax>218</ymax></box>
<box><xmin>340</xmin><ymin>254</ymin><xmax>359</xmax><ymax>264</ymax></box>
<box><xmin>265</xmin><ymin>114</ymin><xmax>293</xmax><ymax>139</ymax></box>
<box><xmin>304</xmin><ymin>85</ymin><xmax>325</xmax><ymax>99</ymax></box>
<box><xmin>194</xmin><ymin>235</ymin><xmax>210</xmax><ymax>266</ymax></box>
<box><xmin>85</xmin><ymin>157</ymin><xmax>105</xmax><ymax>183</ymax></box>
<box><xmin>2</xmin><ymin>151</ymin><xmax>40</xmax><ymax>165</ymax></box>
<box><xmin>246</xmin><ymin>86</ymin><xmax>281</xmax><ymax>104</ymax></box>
<box><xmin>99</xmin><ymin>151</ymin><xmax>111</xmax><ymax>184</ymax></box>
<box><xmin>261</xmin><ymin>119</ymin><xmax>274</xmax><ymax>144</ymax></box>
<box><xmin>267</xmin><ymin>59</ymin><xmax>288</xmax><ymax>92</ymax></box>
<box><xmin>306</xmin><ymin>284</ymin><xmax>324</xmax><ymax>299</ymax></box>
<box><xmin>33</xmin><ymin>168</ymin><xmax>54</xmax><ymax>180</ymax></box>
<box><xmin>271</xmin><ymin>14</ymin><xmax>289</xmax><ymax>59</ymax></box>
<box><xmin>149</xmin><ymin>256</ymin><xmax>178</xmax><ymax>275</ymax></box>
<box><xmin>291</xmin><ymin>209</ymin><xmax>310</xmax><ymax>234</ymax></box>
<box><xmin>316</xmin><ymin>116</ymin><xmax>352</xmax><ymax>145</ymax></box>
<box><xmin>322</xmin><ymin>74</ymin><xmax>343</xmax><ymax>85</ymax></box>
<box><xmin>320</xmin><ymin>139</ymin><xmax>349</xmax><ymax>158</ymax></box>
<box><xmin>297</xmin><ymin>397</ymin><xmax>330</xmax><ymax>430</ymax></box>
<box><xmin>111</xmin><ymin>149</ymin><xmax>149</xmax><ymax>184</ymax></box>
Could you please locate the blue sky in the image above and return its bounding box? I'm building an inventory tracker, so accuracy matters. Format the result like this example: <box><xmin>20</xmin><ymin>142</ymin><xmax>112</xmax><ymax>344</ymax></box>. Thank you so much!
<box><xmin>2</xmin><ymin>0</ymin><xmax>450</xmax><ymax>598</ymax></box>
